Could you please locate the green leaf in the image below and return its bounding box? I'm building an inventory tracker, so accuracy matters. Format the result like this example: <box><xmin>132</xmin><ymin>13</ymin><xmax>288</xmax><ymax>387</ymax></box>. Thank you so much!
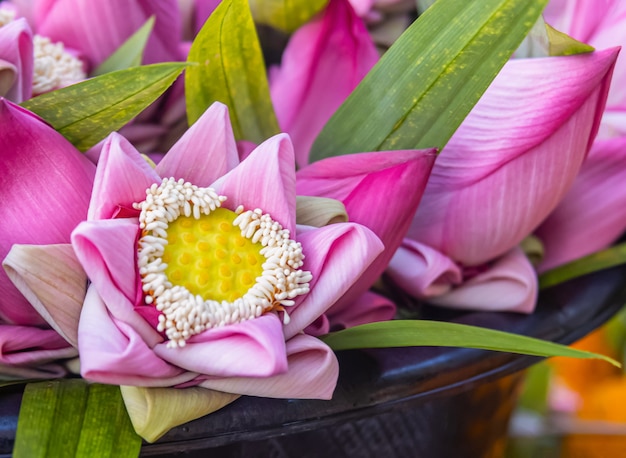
<box><xmin>249</xmin><ymin>0</ymin><xmax>328</xmax><ymax>33</ymax></box>
<box><xmin>21</xmin><ymin>63</ymin><xmax>186</xmax><ymax>151</ymax></box>
<box><xmin>539</xmin><ymin>242</ymin><xmax>626</xmax><ymax>289</ymax></box>
<box><xmin>546</xmin><ymin>23</ymin><xmax>595</xmax><ymax>56</ymax></box>
<box><xmin>185</xmin><ymin>0</ymin><xmax>280</xmax><ymax>143</ymax></box>
<box><xmin>14</xmin><ymin>380</ymin><xmax>141</xmax><ymax>458</ymax></box>
<box><xmin>92</xmin><ymin>16</ymin><xmax>156</xmax><ymax>76</ymax></box>
<box><xmin>310</xmin><ymin>0</ymin><xmax>549</xmax><ymax>161</ymax></box>
<box><xmin>320</xmin><ymin>320</ymin><xmax>620</xmax><ymax>367</ymax></box>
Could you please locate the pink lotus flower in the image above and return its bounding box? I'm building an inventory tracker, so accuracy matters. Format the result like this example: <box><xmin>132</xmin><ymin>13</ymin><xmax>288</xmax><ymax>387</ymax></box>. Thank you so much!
<box><xmin>57</xmin><ymin>102</ymin><xmax>382</xmax><ymax>399</ymax></box>
<box><xmin>0</xmin><ymin>17</ymin><xmax>33</xmax><ymax>102</ymax></box>
<box><xmin>387</xmin><ymin>48</ymin><xmax>618</xmax><ymax>312</ymax></box>
<box><xmin>0</xmin><ymin>98</ymin><xmax>95</xmax><ymax>378</ymax></box>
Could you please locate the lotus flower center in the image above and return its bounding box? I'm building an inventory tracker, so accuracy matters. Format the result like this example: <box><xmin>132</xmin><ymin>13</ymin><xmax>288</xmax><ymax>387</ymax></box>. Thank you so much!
<box><xmin>134</xmin><ymin>177</ymin><xmax>311</xmax><ymax>348</ymax></box>
<box><xmin>0</xmin><ymin>9</ymin><xmax>15</xmax><ymax>27</ymax></box>
<box><xmin>32</xmin><ymin>35</ymin><xmax>86</xmax><ymax>95</ymax></box>
<box><xmin>162</xmin><ymin>208</ymin><xmax>266</xmax><ymax>302</ymax></box>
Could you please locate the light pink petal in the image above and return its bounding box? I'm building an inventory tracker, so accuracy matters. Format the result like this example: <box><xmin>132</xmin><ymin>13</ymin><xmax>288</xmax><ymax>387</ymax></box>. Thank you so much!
<box><xmin>3</xmin><ymin>244</ymin><xmax>85</xmax><ymax>347</ymax></box>
<box><xmin>427</xmin><ymin>247</ymin><xmax>538</xmax><ymax>314</ymax></box>
<box><xmin>156</xmin><ymin>102</ymin><xmax>239</xmax><ymax>185</ymax></box>
<box><xmin>89</xmin><ymin>132</ymin><xmax>160</xmax><ymax>220</ymax></box>
<box><xmin>0</xmin><ymin>18</ymin><xmax>33</xmax><ymax>102</ymax></box>
<box><xmin>348</xmin><ymin>0</ymin><xmax>374</xmax><ymax>16</ymax></box>
<box><xmin>0</xmin><ymin>360</ymin><xmax>69</xmax><ymax>380</ymax></box>
<box><xmin>78</xmin><ymin>284</ymin><xmax>195</xmax><ymax>386</ymax></box>
<box><xmin>284</xmin><ymin>223</ymin><xmax>383</xmax><ymax>339</ymax></box>
<box><xmin>154</xmin><ymin>314</ymin><xmax>287</xmax><ymax>378</ymax></box>
<box><xmin>212</xmin><ymin>133</ymin><xmax>297</xmax><ymax>234</ymax></box>
<box><xmin>270</xmin><ymin>0</ymin><xmax>379</xmax><ymax>166</ymax></box>
<box><xmin>199</xmin><ymin>333</ymin><xmax>338</xmax><ymax>399</ymax></box>
<box><xmin>537</xmin><ymin>137</ymin><xmax>626</xmax><ymax>271</ymax></box>
<box><xmin>386</xmin><ymin>238</ymin><xmax>462</xmax><ymax>298</ymax></box>
<box><xmin>0</xmin><ymin>324</ymin><xmax>76</xmax><ymax>367</ymax></box>
<box><xmin>0</xmin><ymin>99</ymin><xmax>94</xmax><ymax>325</ymax></box>
<box><xmin>325</xmin><ymin>290</ymin><xmax>396</xmax><ymax>332</ymax></box>
<box><xmin>408</xmin><ymin>48</ymin><xmax>619</xmax><ymax>266</ymax></box>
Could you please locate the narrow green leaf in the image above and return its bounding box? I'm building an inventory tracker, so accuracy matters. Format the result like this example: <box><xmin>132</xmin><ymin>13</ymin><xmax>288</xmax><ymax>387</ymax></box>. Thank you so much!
<box><xmin>249</xmin><ymin>0</ymin><xmax>328</xmax><ymax>33</ymax></box>
<box><xmin>539</xmin><ymin>242</ymin><xmax>626</xmax><ymax>289</ymax></box>
<box><xmin>92</xmin><ymin>16</ymin><xmax>156</xmax><ymax>76</ymax></box>
<box><xmin>546</xmin><ymin>24</ymin><xmax>595</xmax><ymax>56</ymax></box>
<box><xmin>14</xmin><ymin>380</ymin><xmax>141</xmax><ymax>458</ymax></box>
<box><xmin>310</xmin><ymin>0</ymin><xmax>549</xmax><ymax>161</ymax></box>
<box><xmin>185</xmin><ymin>0</ymin><xmax>280</xmax><ymax>142</ymax></box>
<box><xmin>21</xmin><ymin>63</ymin><xmax>186</xmax><ymax>151</ymax></box>
<box><xmin>320</xmin><ymin>320</ymin><xmax>620</xmax><ymax>367</ymax></box>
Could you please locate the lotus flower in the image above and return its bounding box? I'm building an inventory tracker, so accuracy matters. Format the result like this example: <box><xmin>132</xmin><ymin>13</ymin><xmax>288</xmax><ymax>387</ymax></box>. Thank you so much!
<box><xmin>0</xmin><ymin>98</ymin><xmax>95</xmax><ymax>378</ymax></box>
<box><xmin>386</xmin><ymin>48</ymin><xmax>618</xmax><ymax>312</ymax></box>
<box><xmin>39</xmin><ymin>102</ymin><xmax>382</xmax><ymax>399</ymax></box>
<box><xmin>0</xmin><ymin>17</ymin><xmax>33</xmax><ymax>102</ymax></box>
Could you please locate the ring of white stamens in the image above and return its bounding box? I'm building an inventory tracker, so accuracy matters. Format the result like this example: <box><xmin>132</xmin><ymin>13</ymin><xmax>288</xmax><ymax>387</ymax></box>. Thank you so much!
<box><xmin>134</xmin><ymin>177</ymin><xmax>312</xmax><ymax>348</ymax></box>
<box><xmin>32</xmin><ymin>35</ymin><xmax>86</xmax><ymax>95</ymax></box>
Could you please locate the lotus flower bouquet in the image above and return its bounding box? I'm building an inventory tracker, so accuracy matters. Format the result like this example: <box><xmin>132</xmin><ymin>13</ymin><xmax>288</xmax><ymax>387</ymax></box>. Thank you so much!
<box><xmin>0</xmin><ymin>0</ymin><xmax>625</xmax><ymax>455</ymax></box>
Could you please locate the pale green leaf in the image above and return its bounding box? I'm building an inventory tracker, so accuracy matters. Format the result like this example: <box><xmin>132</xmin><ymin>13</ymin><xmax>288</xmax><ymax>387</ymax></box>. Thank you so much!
<box><xmin>539</xmin><ymin>242</ymin><xmax>626</xmax><ymax>289</ymax></box>
<box><xmin>310</xmin><ymin>0</ymin><xmax>549</xmax><ymax>161</ymax></box>
<box><xmin>185</xmin><ymin>0</ymin><xmax>280</xmax><ymax>142</ymax></box>
<box><xmin>21</xmin><ymin>63</ymin><xmax>186</xmax><ymax>151</ymax></box>
<box><xmin>249</xmin><ymin>0</ymin><xmax>328</xmax><ymax>33</ymax></box>
<box><xmin>320</xmin><ymin>320</ymin><xmax>620</xmax><ymax>367</ymax></box>
<box><xmin>14</xmin><ymin>380</ymin><xmax>141</xmax><ymax>458</ymax></box>
<box><xmin>92</xmin><ymin>16</ymin><xmax>156</xmax><ymax>76</ymax></box>
<box><xmin>546</xmin><ymin>23</ymin><xmax>595</xmax><ymax>56</ymax></box>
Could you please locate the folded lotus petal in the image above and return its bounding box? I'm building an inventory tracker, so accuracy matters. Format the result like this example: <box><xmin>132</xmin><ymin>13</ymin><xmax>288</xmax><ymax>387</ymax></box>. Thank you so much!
<box><xmin>78</xmin><ymin>284</ymin><xmax>195</xmax><ymax>386</ymax></box>
<box><xmin>304</xmin><ymin>314</ymin><xmax>331</xmax><ymax>336</ymax></box>
<box><xmin>0</xmin><ymin>360</ymin><xmax>69</xmax><ymax>380</ymax></box>
<box><xmin>0</xmin><ymin>19</ymin><xmax>33</xmax><ymax>102</ymax></box>
<box><xmin>89</xmin><ymin>132</ymin><xmax>160</xmax><ymax>220</ymax></box>
<box><xmin>3</xmin><ymin>243</ymin><xmax>85</xmax><ymax>347</ymax></box>
<box><xmin>295</xmin><ymin>196</ymin><xmax>348</xmax><ymax>227</ymax></box>
<box><xmin>325</xmin><ymin>290</ymin><xmax>396</xmax><ymax>332</ymax></box>
<box><xmin>284</xmin><ymin>223</ymin><xmax>383</xmax><ymax>339</ymax></box>
<box><xmin>407</xmin><ymin>48</ymin><xmax>619</xmax><ymax>266</ymax></box>
<box><xmin>154</xmin><ymin>314</ymin><xmax>287</xmax><ymax>378</ymax></box>
<box><xmin>212</xmin><ymin>133</ymin><xmax>297</xmax><ymax>234</ymax></box>
<box><xmin>199</xmin><ymin>333</ymin><xmax>338</xmax><ymax>399</ymax></box>
<box><xmin>35</xmin><ymin>0</ymin><xmax>183</xmax><ymax>68</ymax></box>
<box><xmin>0</xmin><ymin>60</ymin><xmax>17</xmax><ymax>98</ymax></box>
<box><xmin>0</xmin><ymin>324</ymin><xmax>77</xmax><ymax>367</ymax></box>
<box><xmin>427</xmin><ymin>247</ymin><xmax>538</xmax><ymax>313</ymax></box>
<box><xmin>537</xmin><ymin>137</ymin><xmax>626</xmax><ymax>271</ymax></box>
<box><xmin>0</xmin><ymin>99</ymin><xmax>94</xmax><ymax>325</ymax></box>
<box><xmin>297</xmin><ymin>149</ymin><xmax>436</xmax><ymax>307</ymax></box>
<box><xmin>348</xmin><ymin>0</ymin><xmax>375</xmax><ymax>16</ymax></box>
<box><xmin>157</xmin><ymin>102</ymin><xmax>239</xmax><ymax>186</ymax></box>
<box><xmin>269</xmin><ymin>0</ymin><xmax>379</xmax><ymax>166</ymax></box>
<box><xmin>386</xmin><ymin>238</ymin><xmax>462</xmax><ymax>298</ymax></box>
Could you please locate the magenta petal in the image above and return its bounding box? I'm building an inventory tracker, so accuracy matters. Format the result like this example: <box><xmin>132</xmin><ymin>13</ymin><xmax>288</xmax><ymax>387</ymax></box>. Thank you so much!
<box><xmin>325</xmin><ymin>290</ymin><xmax>396</xmax><ymax>332</ymax></box>
<box><xmin>428</xmin><ymin>247</ymin><xmax>538</xmax><ymax>314</ymax></box>
<box><xmin>407</xmin><ymin>48</ymin><xmax>619</xmax><ymax>266</ymax></box>
<box><xmin>78</xmin><ymin>285</ymin><xmax>194</xmax><ymax>386</ymax></box>
<box><xmin>284</xmin><ymin>223</ymin><xmax>383</xmax><ymax>339</ymax></box>
<box><xmin>154</xmin><ymin>314</ymin><xmax>287</xmax><ymax>378</ymax></box>
<box><xmin>212</xmin><ymin>133</ymin><xmax>297</xmax><ymax>234</ymax></box>
<box><xmin>537</xmin><ymin>137</ymin><xmax>626</xmax><ymax>271</ymax></box>
<box><xmin>270</xmin><ymin>0</ymin><xmax>379</xmax><ymax>166</ymax></box>
<box><xmin>386</xmin><ymin>239</ymin><xmax>462</xmax><ymax>298</ymax></box>
<box><xmin>0</xmin><ymin>19</ymin><xmax>33</xmax><ymax>102</ymax></box>
<box><xmin>199</xmin><ymin>333</ymin><xmax>339</xmax><ymax>399</ymax></box>
<box><xmin>90</xmin><ymin>132</ymin><xmax>160</xmax><ymax>220</ymax></box>
<box><xmin>157</xmin><ymin>102</ymin><xmax>239</xmax><ymax>185</ymax></box>
<box><xmin>0</xmin><ymin>324</ymin><xmax>76</xmax><ymax>367</ymax></box>
<box><xmin>0</xmin><ymin>99</ymin><xmax>94</xmax><ymax>325</ymax></box>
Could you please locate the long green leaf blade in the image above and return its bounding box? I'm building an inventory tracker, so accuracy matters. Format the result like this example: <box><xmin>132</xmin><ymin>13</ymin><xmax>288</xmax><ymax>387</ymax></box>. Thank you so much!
<box><xmin>249</xmin><ymin>0</ymin><xmax>328</xmax><ymax>33</ymax></box>
<box><xmin>320</xmin><ymin>320</ymin><xmax>620</xmax><ymax>366</ymax></box>
<box><xmin>21</xmin><ymin>63</ymin><xmax>186</xmax><ymax>151</ymax></box>
<box><xmin>185</xmin><ymin>0</ymin><xmax>280</xmax><ymax>142</ymax></box>
<box><xmin>310</xmin><ymin>0</ymin><xmax>548</xmax><ymax>161</ymax></box>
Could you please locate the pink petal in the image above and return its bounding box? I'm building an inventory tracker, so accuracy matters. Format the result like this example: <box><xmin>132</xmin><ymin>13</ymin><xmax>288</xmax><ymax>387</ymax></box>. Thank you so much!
<box><xmin>0</xmin><ymin>99</ymin><xmax>94</xmax><ymax>325</ymax></box>
<box><xmin>537</xmin><ymin>137</ymin><xmax>626</xmax><ymax>271</ymax></box>
<box><xmin>269</xmin><ymin>0</ymin><xmax>379</xmax><ymax>166</ymax></box>
<box><xmin>154</xmin><ymin>314</ymin><xmax>287</xmax><ymax>378</ymax></box>
<box><xmin>199</xmin><ymin>333</ymin><xmax>339</xmax><ymax>399</ymax></box>
<box><xmin>212</xmin><ymin>133</ymin><xmax>297</xmax><ymax>234</ymax></box>
<box><xmin>284</xmin><ymin>223</ymin><xmax>383</xmax><ymax>339</ymax></box>
<box><xmin>386</xmin><ymin>238</ymin><xmax>462</xmax><ymax>298</ymax></box>
<box><xmin>325</xmin><ymin>290</ymin><xmax>396</xmax><ymax>332</ymax></box>
<box><xmin>427</xmin><ymin>247</ymin><xmax>538</xmax><ymax>314</ymax></box>
<box><xmin>3</xmin><ymin>243</ymin><xmax>85</xmax><ymax>347</ymax></box>
<box><xmin>0</xmin><ymin>18</ymin><xmax>33</xmax><ymax>102</ymax></box>
<box><xmin>89</xmin><ymin>132</ymin><xmax>160</xmax><ymax>220</ymax></box>
<box><xmin>0</xmin><ymin>324</ymin><xmax>76</xmax><ymax>367</ymax></box>
<box><xmin>156</xmin><ymin>102</ymin><xmax>239</xmax><ymax>185</ymax></box>
<box><xmin>78</xmin><ymin>284</ymin><xmax>194</xmax><ymax>386</ymax></box>
<box><xmin>407</xmin><ymin>48</ymin><xmax>619</xmax><ymax>266</ymax></box>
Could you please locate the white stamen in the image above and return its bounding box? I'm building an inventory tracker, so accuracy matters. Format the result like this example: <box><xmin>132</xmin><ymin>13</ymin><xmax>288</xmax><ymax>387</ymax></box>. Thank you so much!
<box><xmin>32</xmin><ymin>35</ymin><xmax>86</xmax><ymax>95</ymax></box>
<box><xmin>0</xmin><ymin>9</ymin><xmax>15</xmax><ymax>27</ymax></box>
